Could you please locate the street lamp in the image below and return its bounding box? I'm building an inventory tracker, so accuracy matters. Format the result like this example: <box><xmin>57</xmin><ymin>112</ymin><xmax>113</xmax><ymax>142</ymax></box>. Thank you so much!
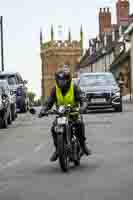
<box><xmin>0</xmin><ymin>16</ymin><xmax>4</xmax><ymax>71</ymax></box>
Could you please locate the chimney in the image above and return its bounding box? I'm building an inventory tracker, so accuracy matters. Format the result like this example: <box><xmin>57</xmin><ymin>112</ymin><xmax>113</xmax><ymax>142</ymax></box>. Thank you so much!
<box><xmin>107</xmin><ymin>7</ymin><xmax>110</xmax><ymax>13</ymax></box>
<box><xmin>99</xmin><ymin>7</ymin><xmax>112</xmax><ymax>35</ymax></box>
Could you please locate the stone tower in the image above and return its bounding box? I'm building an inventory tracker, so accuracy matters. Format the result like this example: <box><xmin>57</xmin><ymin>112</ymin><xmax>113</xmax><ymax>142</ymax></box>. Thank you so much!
<box><xmin>40</xmin><ymin>25</ymin><xmax>83</xmax><ymax>100</ymax></box>
<box><xmin>99</xmin><ymin>7</ymin><xmax>112</xmax><ymax>35</ymax></box>
<box><xmin>116</xmin><ymin>0</ymin><xmax>129</xmax><ymax>27</ymax></box>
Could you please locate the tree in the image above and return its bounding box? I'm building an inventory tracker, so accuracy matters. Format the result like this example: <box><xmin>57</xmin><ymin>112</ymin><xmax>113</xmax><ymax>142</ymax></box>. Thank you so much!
<box><xmin>27</xmin><ymin>91</ymin><xmax>36</xmax><ymax>106</ymax></box>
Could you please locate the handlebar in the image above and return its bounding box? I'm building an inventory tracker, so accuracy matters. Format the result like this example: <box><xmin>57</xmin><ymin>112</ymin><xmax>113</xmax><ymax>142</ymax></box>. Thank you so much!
<box><xmin>41</xmin><ymin>107</ymin><xmax>80</xmax><ymax>117</ymax></box>
<box><xmin>29</xmin><ymin>106</ymin><xmax>84</xmax><ymax>118</ymax></box>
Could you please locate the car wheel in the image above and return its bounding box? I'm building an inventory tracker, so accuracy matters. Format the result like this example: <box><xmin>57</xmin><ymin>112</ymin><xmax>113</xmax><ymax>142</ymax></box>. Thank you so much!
<box><xmin>11</xmin><ymin>105</ymin><xmax>16</xmax><ymax>121</ymax></box>
<box><xmin>0</xmin><ymin>118</ymin><xmax>2</xmax><ymax>128</ymax></box>
<box><xmin>22</xmin><ymin>104</ymin><xmax>27</xmax><ymax>113</ymax></box>
<box><xmin>15</xmin><ymin>112</ymin><xmax>18</xmax><ymax>119</ymax></box>
<box><xmin>2</xmin><ymin>119</ymin><xmax>8</xmax><ymax>129</ymax></box>
<box><xmin>8</xmin><ymin>111</ymin><xmax>12</xmax><ymax>125</ymax></box>
<box><xmin>115</xmin><ymin>103</ymin><xmax>123</xmax><ymax>112</ymax></box>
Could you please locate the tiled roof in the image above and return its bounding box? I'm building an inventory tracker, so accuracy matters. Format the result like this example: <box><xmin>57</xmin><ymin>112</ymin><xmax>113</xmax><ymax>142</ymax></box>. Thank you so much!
<box><xmin>77</xmin><ymin>42</ymin><xmax>115</xmax><ymax>69</ymax></box>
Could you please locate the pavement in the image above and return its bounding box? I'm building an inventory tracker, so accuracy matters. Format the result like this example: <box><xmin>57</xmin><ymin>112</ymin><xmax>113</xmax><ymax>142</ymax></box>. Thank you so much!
<box><xmin>0</xmin><ymin>103</ymin><xmax>132</xmax><ymax>200</ymax></box>
<box><xmin>122</xmin><ymin>94</ymin><xmax>133</xmax><ymax>103</ymax></box>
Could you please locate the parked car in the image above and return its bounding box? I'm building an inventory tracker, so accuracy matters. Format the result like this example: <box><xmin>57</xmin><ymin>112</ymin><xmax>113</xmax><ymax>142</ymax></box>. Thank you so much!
<box><xmin>0</xmin><ymin>72</ymin><xmax>29</xmax><ymax>113</ymax></box>
<box><xmin>0</xmin><ymin>86</ymin><xmax>12</xmax><ymax>128</ymax></box>
<box><xmin>0</xmin><ymin>80</ymin><xmax>17</xmax><ymax>121</ymax></box>
<box><xmin>79</xmin><ymin>72</ymin><xmax>122</xmax><ymax>112</ymax></box>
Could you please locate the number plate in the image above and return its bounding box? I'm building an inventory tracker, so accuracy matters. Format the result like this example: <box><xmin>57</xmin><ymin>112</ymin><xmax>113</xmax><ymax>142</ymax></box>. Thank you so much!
<box><xmin>55</xmin><ymin>126</ymin><xmax>64</xmax><ymax>132</ymax></box>
<box><xmin>91</xmin><ymin>98</ymin><xmax>106</xmax><ymax>103</ymax></box>
<box><xmin>57</xmin><ymin>117</ymin><xmax>67</xmax><ymax>125</ymax></box>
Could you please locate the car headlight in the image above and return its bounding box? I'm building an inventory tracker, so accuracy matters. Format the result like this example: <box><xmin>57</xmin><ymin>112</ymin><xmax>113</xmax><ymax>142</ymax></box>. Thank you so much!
<box><xmin>115</xmin><ymin>92</ymin><xmax>120</xmax><ymax>96</ymax></box>
<box><xmin>112</xmin><ymin>89</ymin><xmax>120</xmax><ymax>97</ymax></box>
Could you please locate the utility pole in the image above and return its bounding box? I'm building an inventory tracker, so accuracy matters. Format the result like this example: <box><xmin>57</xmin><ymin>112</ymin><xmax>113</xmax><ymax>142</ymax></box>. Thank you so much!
<box><xmin>0</xmin><ymin>16</ymin><xmax>4</xmax><ymax>71</ymax></box>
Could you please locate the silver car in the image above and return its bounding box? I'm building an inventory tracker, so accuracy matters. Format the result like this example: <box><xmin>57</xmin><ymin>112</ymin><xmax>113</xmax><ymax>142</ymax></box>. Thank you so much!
<box><xmin>0</xmin><ymin>72</ymin><xmax>29</xmax><ymax>113</ymax></box>
<box><xmin>0</xmin><ymin>80</ymin><xmax>17</xmax><ymax>121</ymax></box>
<box><xmin>79</xmin><ymin>72</ymin><xmax>122</xmax><ymax>112</ymax></box>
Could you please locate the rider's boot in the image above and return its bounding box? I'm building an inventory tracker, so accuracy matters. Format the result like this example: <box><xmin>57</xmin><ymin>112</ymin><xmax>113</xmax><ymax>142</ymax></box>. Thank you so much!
<box><xmin>79</xmin><ymin>122</ymin><xmax>92</xmax><ymax>156</ymax></box>
<box><xmin>50</xmin><ymin>149</ymin><xmax>58</xmax><ymax>162</ymax></box>
<box><xmin>80</xmin><ymin>141</ymin><xmax>91</xmax><ymax>156</ymax></box>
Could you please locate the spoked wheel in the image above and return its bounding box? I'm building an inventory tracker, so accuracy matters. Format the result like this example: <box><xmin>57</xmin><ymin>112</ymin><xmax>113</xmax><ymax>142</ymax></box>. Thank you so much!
<box><xmin>58</xmin><ymin>134</ymin><xmax>69</xmax><ymax>172</ymax></box>
<box><xmin>11</xmin><ymin>105</ymin><xmax>15</xmax><ymax>121</ymax></box>
<box><xmin>8</xmin><ymin>111</ymin><xmax>12</xmax><ymax>125</ymax></box>
<box><xmin>73</xmin><ymin>143</ymin><xmax>81</xmax><ymax>167</ymax></box>
<box><xmin>2</xmin><ymin>118</ymin><xmax>8</xmax><ymax>129</ymax></box>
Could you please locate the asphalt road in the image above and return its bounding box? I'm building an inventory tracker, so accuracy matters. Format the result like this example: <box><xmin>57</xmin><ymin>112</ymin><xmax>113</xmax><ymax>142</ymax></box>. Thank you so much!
<box><xmin>0</xmin><ymin>104</ymin><xmax>133</xmax><ymax>200</ymax></box>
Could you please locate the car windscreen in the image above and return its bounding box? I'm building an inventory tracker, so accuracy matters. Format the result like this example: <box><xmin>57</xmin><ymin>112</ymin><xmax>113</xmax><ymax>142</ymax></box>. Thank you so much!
<box><xmin>8</xmin><ymin>76</ymin><xmax>16</xmax><ymax>85</ymax></box>
<box><xmin>0</xmin><ymin>75</ymin><xmax>7</xmax><ymax>80</ymax></box>
<box><xmin>80</xmin><ymin>74</ymin><xmax>117</xmax><ymax>87</ymax></box>
<box><xmin>0</xmin><ymin>75</ymin><xmax>16</xmax><ymax>85</ymax></box>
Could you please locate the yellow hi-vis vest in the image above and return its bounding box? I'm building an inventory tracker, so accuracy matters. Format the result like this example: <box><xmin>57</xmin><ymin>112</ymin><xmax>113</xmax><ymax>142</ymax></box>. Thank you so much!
<box><xmin>56</xmin><ymin>81</ymin><xmax>75</xmax><ymax>106</ymax></box>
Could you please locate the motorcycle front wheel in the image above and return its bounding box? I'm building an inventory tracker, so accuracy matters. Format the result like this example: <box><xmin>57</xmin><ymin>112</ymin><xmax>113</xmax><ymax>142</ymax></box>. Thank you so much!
<box><xmin>73</xmin><ymin>141</ymin><xmax>81</xmax><ymax>167</ymax></box>
<box><xmin>58</xmin><ymin>134</ymin><xmax>69</xmax><ymax>172</ymax></box>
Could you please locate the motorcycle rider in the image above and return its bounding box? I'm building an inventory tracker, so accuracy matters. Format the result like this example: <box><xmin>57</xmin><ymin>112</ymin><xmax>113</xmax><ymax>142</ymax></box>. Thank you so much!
<box><xmin>39</xmin><ymin>66</ymin><xmax>91</xmax><ymax>161</ymax></box>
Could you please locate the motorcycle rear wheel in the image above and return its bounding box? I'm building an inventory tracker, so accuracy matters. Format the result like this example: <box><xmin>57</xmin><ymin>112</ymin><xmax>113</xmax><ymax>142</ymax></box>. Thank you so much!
<box><xmin>73</xmin><ymin>142</ymin><xmax>81</xmax><ymax>167</ymax></box>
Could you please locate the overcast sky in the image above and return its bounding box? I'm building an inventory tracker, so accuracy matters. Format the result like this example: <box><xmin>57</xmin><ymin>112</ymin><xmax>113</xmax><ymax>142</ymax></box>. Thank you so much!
<box><xmin>0</xmin><ymin>0</ymin><xmax>133</xmax><ymax>98</ymax></box>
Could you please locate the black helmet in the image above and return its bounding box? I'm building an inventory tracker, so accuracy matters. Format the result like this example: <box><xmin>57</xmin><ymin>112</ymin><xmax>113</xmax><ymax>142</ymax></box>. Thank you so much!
<box><xmin>55</xmin><ymin>66</ymin><xmax>72</xmax><ymax>90</ymax></box>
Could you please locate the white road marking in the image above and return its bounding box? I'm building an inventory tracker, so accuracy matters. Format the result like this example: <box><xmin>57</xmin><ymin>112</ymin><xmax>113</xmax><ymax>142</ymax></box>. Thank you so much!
<box><xmin>34</xmin><ymin>144</ymin><xmax>44</xmax><ymax>152</ymax></box>
<box><xmin>0</xmin><ymin>143</ymin><xmax>45</xmax><ymax>171</ymax></box>
<box><xmin>1</xmin><ymin>159</ymin><xmax>22</xmax><ymax>169</ymax></box>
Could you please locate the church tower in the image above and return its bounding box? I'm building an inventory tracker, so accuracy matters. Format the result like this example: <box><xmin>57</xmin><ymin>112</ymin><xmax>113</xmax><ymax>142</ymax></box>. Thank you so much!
<box><xmin>40</xmin><ymin>27</ymin><xmax>83</xmax><ymax>100</ymax></box>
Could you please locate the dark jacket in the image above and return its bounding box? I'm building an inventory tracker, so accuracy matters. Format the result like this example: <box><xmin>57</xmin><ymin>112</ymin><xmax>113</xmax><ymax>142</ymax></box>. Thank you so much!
<box><xmin>42</xmin><ymin>82</ymin><xmax>86</xmax><ymax>111</ymax></box>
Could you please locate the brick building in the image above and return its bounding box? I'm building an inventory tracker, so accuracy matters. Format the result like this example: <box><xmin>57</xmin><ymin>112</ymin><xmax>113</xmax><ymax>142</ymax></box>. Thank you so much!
<box><xmin>99</xmin><ymin>8</ymin><xmax>112</xmax><ymax>35</ymax></box>
<box><xmin>79</xmin><ymin>0</ymin><xmax>133</xmax><ymax>73</ymax></box>
<box><xmin>116</xmin><ymin>0</ymin><xmax>130</xmax><ymax>27</ymax></box>
<box><xmin>40</xmin><ymin>26</ymin><xmax>83</xmax><ymax>100</ymax></box>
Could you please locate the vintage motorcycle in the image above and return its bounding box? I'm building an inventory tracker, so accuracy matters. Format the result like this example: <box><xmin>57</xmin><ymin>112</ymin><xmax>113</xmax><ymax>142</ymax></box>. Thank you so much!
<box><xmin>30</xmin><ymin>105</ymin><xmax>82</xmax><ymax>172</ymax></box>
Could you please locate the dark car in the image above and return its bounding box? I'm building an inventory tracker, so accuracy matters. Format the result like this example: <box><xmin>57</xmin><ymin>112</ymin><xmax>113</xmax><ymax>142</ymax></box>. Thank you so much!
<box><xmin>0</xmin><ymin>80</ymin><xmax>17</xmax><ymax>121</ymax></box>
<box><xmin>79</xmin><ymin>72</ymin><xmax>122</xmax><ymax>112</ymax></box>
<box><xmin>0</xmin><ymin>87</ymin><xmax>12</xmax><ymax>128</ymax></box>
<box><xmin>0</xmin><ymin>72</ymin><xmax>29</xmax><ymax>113</ymax></box>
